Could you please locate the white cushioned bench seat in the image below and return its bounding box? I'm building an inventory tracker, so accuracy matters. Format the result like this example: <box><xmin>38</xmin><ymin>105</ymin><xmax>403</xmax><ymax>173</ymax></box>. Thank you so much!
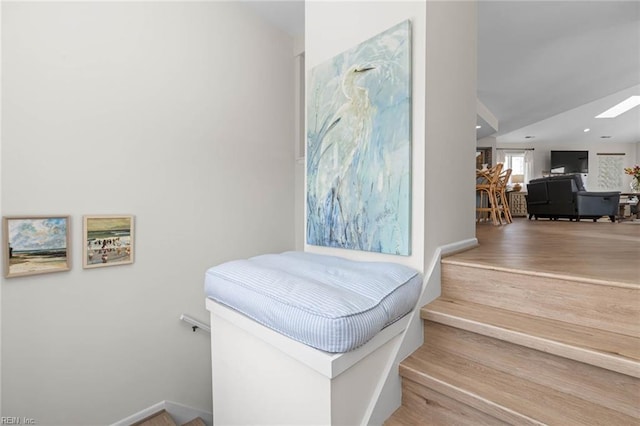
<box><xmin>204</xmin><ymin>251</ymin><xmax>422</xmax><ymax>353</ymax></box>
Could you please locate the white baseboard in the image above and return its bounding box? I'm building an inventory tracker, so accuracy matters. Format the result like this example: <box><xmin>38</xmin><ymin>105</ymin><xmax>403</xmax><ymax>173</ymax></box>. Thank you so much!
<box><xmin>111</xmin><ymin>401</ymin><xmax>166</xmax><ymax>426</ymax></box>
<box><xmin>164</xmin><ymin>401</ymin><xmax>213</xmax><ymax>426</ymax></box>
<box><xmin>111</xmin><ymin>400</ymin><xmax>213</xmax><ymax>426</ymax></box>
<box><xmin>440</xmin><ymin>237</ymin><xmax>478</xmax><ymax>256</ymax></box>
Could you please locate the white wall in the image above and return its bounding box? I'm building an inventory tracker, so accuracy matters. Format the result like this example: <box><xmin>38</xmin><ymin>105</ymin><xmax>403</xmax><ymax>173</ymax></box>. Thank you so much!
<box><xmin>0</xmin><ymin>0</ymin><xmax>3</xmax><ymax>416</ymax></box>
<box><xmin>306</xmin><ymin>1</ymin><xmax>477</xmax><ymax>423</ymax></box>
<box><xmin>1</xmin><ymin>2</ymin><xmax>295</xmax><ymax>424</ymax></box>
<box><xmin>497</xmin><ymin>140</ymin><xmax>638</xmax><ymax>191</ymax></box>
<box><xmin>422</xmin><ymin>0</ymin><xmax>477</xmax><ymax>260</ymax></box>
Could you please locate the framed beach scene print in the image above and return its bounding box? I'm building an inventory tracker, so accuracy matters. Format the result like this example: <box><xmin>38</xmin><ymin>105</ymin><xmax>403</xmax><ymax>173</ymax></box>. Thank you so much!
<box><xmin>83</xmin><ymin>215</ymin><xmax>134</xmax><ymax>268</ymax></box>
<box><xmin>3</xmin><ymin>215</ymin><xmax>71</xmax><ymax>278</ymax></box>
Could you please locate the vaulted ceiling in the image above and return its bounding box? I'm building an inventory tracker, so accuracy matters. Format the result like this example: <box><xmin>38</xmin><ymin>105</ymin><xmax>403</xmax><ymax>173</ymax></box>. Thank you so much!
<box><xmin>477</xmin><ymin>1</ymin><xmax>640</xmax><ymax>144</ymax></box>
<box><xmin>245</xmin><ymin>1</ymin><xmax>640</xmax><ymax>145</ymax></box>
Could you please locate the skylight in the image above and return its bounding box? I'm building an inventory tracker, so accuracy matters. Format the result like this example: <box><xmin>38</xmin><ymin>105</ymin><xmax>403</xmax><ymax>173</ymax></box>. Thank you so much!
<box><xmin>595</xmin><ymin>95</ymin><xmax>640</xmax><ymax>118</ymax></box>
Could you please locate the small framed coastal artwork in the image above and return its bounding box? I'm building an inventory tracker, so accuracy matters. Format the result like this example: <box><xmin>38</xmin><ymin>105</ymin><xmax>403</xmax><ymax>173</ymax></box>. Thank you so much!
<box><xmin>83</xmin><ymin>215</ymin><xmax>134</xmax><ymax>269</ymax></box>
<box><xmin>3</xmin><ymin>215</ymin><xmax>71</xmax><ymax>278</ymax></box>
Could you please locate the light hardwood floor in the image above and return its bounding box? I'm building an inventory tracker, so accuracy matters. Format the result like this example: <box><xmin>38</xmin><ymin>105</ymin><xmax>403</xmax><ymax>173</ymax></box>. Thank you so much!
<box><xmin>448</xmin><ymin>218</ymin><xmax>640</xmax><ymax>286</ymax></box>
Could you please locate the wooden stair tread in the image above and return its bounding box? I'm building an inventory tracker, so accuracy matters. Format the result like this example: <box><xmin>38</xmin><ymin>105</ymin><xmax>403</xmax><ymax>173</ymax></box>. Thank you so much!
<box><xmin>400</xmin><ymin>344</ymin><xmax>639</xmax><ymax>425</ymax></box>
<box><xmin>441</xmin><ymin>257</ymin><xmax>640</xmax><ymax>289</ymax></box>
<box><xmin>384</xmin><ymin>405</ymin><xmax>419</xmax><ymax>426</ymax></box>
<box><xmin>440</xmin><ymin>220</ymin><xmax>640</xmax><ymax>287</ymax></box>
<box><xmin>423</xmin><ymin>298</ymin><xmax>640</xmax><ymax>377</ymax></box>
<box><xmin>132</xmin><ymin>409</ymin><xmax>178</xmax><ymax>426</ymax></box>
<box><xmin>181</xmin><ymin>418</ymin><xmax>206</xmax><ymax>426</ymax></box>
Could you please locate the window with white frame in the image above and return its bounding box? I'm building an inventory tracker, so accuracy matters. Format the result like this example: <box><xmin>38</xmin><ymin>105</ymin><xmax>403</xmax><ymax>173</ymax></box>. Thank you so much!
<box><xmin>504</xmin><ymin>152</ymin><xmax>525</xmax><ymax>184</ymax></box>
<box><xmin>497</xmin><ymin>149</ymin><xmax>534</xmax><ymax>186</ymax></box>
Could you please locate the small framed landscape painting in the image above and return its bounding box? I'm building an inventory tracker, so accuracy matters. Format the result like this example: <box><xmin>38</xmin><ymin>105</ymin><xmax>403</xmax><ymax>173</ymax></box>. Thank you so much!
<box><xmin>83</xmin><ymin>215</ymin><xmax>134</xmax><ymax>269</ymax></box>
<box><xmin>3</xmin><ymin>215</ymin><xmax>71</xmax><ymax>278</ymax></box>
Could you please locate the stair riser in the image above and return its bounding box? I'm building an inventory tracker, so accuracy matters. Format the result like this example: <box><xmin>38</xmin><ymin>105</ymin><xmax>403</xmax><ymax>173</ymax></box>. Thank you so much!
<box><xmin>423</xmin><ymin>304</ymin><xmax>640</xmax><ymax>378</ymax></box>
<box><xmin>400</xmin><ymin>378</ymin><xmax>509</xmax><ymax>426</ymax></box>
<box><xmin>442</xmin><ymin>263</ymin><xmax>639</xmax><ymax>337</ymax></box>
<box><xmin>399</xmin><ymin>363</ymin><xmax>545</xmax><ymax>425</ymax></box>
<box><xmin>424</xmin><ymin>321</ymin><xmax>640</xmax><ymax>418</ymax></box>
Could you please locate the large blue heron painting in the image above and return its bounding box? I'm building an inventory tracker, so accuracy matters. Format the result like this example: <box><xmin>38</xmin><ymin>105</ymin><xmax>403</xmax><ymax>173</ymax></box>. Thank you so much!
<box><xmin>307</xmin><ymin>20</ymin><xmax>411</xmax><ymax>255</ymax></box>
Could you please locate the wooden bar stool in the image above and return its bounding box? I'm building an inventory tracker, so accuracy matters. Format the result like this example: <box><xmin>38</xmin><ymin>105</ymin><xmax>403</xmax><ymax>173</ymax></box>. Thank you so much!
<box><xmin>476</xmin><ymin>163</ymin><xmax>503</xmax><ymax>225</ymax></box>
<box><xmin>496</xmin><ymin>168</ymin><xmax>513</xmax><ymax>224</ymax></box>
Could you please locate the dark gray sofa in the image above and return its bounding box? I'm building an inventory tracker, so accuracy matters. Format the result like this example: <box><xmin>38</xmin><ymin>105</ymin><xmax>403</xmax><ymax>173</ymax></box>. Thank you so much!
<box><xmin>526</xmin><ymin>174</ymin><xmax>619</xmax><ymax>222</ymax></box>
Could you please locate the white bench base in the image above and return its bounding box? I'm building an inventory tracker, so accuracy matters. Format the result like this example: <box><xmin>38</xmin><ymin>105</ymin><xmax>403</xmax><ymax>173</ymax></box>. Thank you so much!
<box><xmin>207</xmin><ymin>298</ymin><xmax>408</xmax><ymax>425</ymax></box>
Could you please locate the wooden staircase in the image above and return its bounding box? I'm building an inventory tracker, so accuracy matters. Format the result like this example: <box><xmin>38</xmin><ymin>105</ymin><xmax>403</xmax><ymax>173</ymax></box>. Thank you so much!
<box><xmin>131</xmin><ymin>409</ymin><xmax>206</xmax><ymax>426</ymax></box>
<box><xmin>385</xmin><ymin>258</ymin><xmax>640</xmax><ymax>425</ymax></box>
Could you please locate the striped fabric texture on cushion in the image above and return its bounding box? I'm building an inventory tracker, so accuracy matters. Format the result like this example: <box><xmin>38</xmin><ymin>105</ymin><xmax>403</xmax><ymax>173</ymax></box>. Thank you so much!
<box><xmin>204</xmin><ymin>251</ymin><xmax>422</xmax><ymax>353</ymax></box>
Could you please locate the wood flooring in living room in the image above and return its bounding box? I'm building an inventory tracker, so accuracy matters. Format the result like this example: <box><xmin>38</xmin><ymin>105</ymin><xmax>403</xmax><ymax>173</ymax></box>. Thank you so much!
<box><xmin>449</xmin><ymin>217</ymin><xmax>640</xmax><ymax>286</ymax></box>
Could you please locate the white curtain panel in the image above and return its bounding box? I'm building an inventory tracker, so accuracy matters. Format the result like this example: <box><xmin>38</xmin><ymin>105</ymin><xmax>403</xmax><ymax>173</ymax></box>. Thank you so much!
<box><xmin>523</xmin><ymin>150</ymin><xmax>534</xmax><ymax>184</ymax></box>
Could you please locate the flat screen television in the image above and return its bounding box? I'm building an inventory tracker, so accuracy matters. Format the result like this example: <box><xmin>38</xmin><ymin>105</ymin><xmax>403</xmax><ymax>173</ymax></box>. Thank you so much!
<box><xmin>550</xmin><ymin>150</ymin><xmax>589</xmax><ymax>174</ymax></box>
